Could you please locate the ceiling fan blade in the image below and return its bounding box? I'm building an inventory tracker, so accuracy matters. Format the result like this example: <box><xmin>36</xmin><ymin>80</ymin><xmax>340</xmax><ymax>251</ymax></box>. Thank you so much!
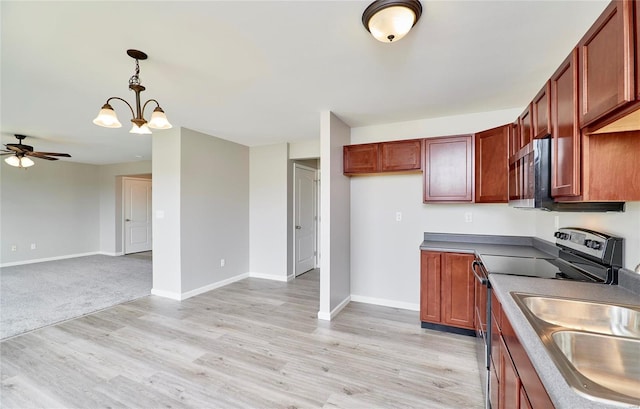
<box><xmin>25</xmin><ymin>152</ymin><xmax>59</xmax><ymax>161</ymax></box>
<box><xmin>4</xmin><ymin>145</ymin><xmax>23</xmax><ymax>153</ymax></box>
<box><xmin>1</xmin><ymin>152</ymin><xmax>15</xmax><ymax>156</ymax></box>
<box><xmin>32</xmin><ymin>151</ymin><xmax>71</xmax><ymax>157</ymax></box>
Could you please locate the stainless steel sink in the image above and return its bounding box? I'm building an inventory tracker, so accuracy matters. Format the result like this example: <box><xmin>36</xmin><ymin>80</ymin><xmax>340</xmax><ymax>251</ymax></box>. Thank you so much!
<box><xmin>521</xmin><ymin>295</ymin><xmax>640</xmax><ymax>337</ymax></box>
<box><xmin>552</xmin><ymin>331</ymin><xmax>640</xmax><ymax>403</ymax></box>
<box><xmin>512</xmin><ymin>292</ymin><xmax>640</xmax><ymax>406</ymax></box>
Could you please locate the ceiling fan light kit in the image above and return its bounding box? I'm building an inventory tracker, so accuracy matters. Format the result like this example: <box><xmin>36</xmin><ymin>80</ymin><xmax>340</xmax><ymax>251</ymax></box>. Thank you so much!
<box><xmin>2</xmin><ymin>134</ymin><xmax>71</xmax><ymax>168</ymax></box>
<box><xmin>4</xmin><ymin>155</ymin><xmax>34</xmax><ymax>168</ymax></box>
<box><xmin>362</xmin><ymin>0</ymin><xmax>422</xmax><ymax>43</ymax></box>
<box><xmin>93</xmin><ymin>49</ymin><xmax>172</xmax><ymax>134</ymax></box>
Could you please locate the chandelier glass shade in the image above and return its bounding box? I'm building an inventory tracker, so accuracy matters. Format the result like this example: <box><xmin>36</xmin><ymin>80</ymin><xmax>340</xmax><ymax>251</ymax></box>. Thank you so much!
<box><xmin>93</xmin><ymin>49</ymin><xmax>172</xmax><ymax>134</ymax></box>
<box><xmin>362</xmin><ymin>0</ymin><xmax>422</xmax><ymax>43</ymax></box>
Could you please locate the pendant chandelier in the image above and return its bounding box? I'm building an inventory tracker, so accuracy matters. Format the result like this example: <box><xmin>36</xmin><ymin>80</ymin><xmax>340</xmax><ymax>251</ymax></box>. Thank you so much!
<box><xmin>93</xmin><ymin>49</ymin><xmax>172</xmax><ymax>134</ymax></box>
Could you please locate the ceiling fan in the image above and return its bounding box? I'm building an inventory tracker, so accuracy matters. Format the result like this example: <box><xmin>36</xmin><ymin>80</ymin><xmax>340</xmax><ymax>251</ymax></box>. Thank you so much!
<box><xmin>2</xmin><ymin>134</ymin><xmax>71</xmax><ymax>168</ymax></box>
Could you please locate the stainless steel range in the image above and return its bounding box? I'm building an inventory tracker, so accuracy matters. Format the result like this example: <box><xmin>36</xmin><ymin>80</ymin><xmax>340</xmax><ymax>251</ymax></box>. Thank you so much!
<box><xmin>473</xmin><ymin>227</ymin><xmax>624</xmax><ymax>408</ymax></box>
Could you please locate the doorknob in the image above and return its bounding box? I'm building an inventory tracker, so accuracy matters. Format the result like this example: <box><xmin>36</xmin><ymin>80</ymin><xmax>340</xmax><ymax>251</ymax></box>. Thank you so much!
<box><xmin>296</xmin><ymin>225</ymin><xmax>302</xmax><ymax>229</ymax></box>
<box><xmin>126</xmin><ymin>219</ymin><xmax>131</xmax><ymax>222</ymax></box>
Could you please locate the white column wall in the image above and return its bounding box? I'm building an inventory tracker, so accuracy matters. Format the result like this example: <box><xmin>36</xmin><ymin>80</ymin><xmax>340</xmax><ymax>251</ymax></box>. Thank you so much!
<box><xmin>319</xmin><ymin>111</ymin><xmax>351</xmax><ymax>320</ymax></box>
<box><xmin>151</xmin><ymin>128</ymin><xmax>182</xmax><ymax>297</ymax></box>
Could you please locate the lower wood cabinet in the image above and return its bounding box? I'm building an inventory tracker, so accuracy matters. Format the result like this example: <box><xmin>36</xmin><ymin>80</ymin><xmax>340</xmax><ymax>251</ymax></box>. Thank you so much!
<box><xmin>420</xmin><ymin>251</ymin><xmax>475</xmax><ymax>330</ymax></box>
<box><xmin>490</xmin><ymin>293</ymin><xmax>554</xmax><ymax>409</ymax></box>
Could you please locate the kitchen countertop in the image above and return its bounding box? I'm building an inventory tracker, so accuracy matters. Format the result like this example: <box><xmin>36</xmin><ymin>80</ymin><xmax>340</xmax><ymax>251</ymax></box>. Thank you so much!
<box><xmin>419</xmin><ymin>232</ymin><xmax>640</xmax><ymax>409</ymax></box>
<box><xmin>490</xmin><ymin>275</ymin><xmax>639</xmax><ymax>409</ymax></box>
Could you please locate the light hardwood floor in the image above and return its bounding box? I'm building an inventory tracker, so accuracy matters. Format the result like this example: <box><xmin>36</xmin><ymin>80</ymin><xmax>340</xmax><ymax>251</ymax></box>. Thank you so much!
<box><xmin>0</xmin><ymin>270</ymin><xmax>483</xmax><ymax>408</ymax></box>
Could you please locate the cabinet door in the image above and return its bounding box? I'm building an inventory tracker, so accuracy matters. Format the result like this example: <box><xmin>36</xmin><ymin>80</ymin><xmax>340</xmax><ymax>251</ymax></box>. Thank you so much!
<box><xmin>499</xmin><ymin>337</ymin><xmax>521</xmax><ymax>409</ymax></box>
<box><xmin>509</xmin><ymin>122</ymin><xmax>520</xmax><ymax>158</ymax></box>
<box><xmin>420</xmin><ymin>251</ymin><xmax>441</xmax><ymax>323</ymax></box>
<box><xmin>490</xmin><ymin>361</ymin><xmax>500</xmax><ymax>409</ymax></box>
<box><xmin>578</xmin><ymin>0</ymin><xmax>635</xmax><ymax>127</ymax></box>
<box><xmin>441</xmin><ymin>253</ymin><xmax>475</xmax><ymax>329</ymax></box>
<box><xmin>475</xmin><ymin>125</ymin><xmax>509</xmax><ymax>203</ymax></box>
<box><xmin>423</xmin><ymin>136</ymin><xmax>474</xmax><ymax>202</ymax></box>
<box><xmin>519</xmin><ymin>104</ymin><xmax>533</xmax><ymax>148</ymax></box>
<box><xmin>343</xmin><ymin>143</ymin><xmax>378</xmax><ymax>174</ymax></box>
<box><xmin>519</xmin><ymin>386</ymin><xmax>533</xmax><ymax>409</ymax></box>
<box><xmin>380</xmin><ymin>139</ymin><xmax>422</xmax><ymax>172</ymax></box>
<box><xmin>533</xmin><ymin>82</ymin><xmax>551</xmax><ymax>139</ymax></box>
<box><xmin>551</xmin><ymin>49</ymin><xmax>581</xmax><ymax>197</ymax></box>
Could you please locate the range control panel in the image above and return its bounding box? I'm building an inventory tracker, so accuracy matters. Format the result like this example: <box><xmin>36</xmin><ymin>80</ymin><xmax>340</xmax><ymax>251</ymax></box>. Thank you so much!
<box><xmin>554</xmin><ymin>228</ymin><xmax>623</xmax><ymax>267</ymax></box>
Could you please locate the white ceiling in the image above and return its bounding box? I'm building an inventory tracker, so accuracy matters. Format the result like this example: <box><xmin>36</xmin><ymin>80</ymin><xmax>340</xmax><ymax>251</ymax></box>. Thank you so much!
<box><xmin>1</xmin><ymin>1</ymin><xmax>609</xmax><ymax>165</ymax></box>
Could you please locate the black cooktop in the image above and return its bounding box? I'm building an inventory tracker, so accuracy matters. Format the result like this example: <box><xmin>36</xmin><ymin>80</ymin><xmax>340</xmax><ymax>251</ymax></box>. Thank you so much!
<box><xmin>480</xmin><ymin>254</ymin><xmax>603</xmax><ymax>282</ymax></box>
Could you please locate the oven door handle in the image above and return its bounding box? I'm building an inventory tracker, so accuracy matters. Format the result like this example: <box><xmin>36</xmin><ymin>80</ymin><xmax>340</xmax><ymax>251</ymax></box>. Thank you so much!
<box><xmin>472</xmin><ymin>260</ymin><xmax>488</xmax><ymax>286</ymax></box>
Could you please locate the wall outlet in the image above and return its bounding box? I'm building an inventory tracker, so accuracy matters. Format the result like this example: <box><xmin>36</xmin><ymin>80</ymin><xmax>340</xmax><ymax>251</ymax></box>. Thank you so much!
<box><xmin>220</xmin><ymin>259</ymin><xmax>225</xmax><ymax>267</ymax></box>
<box><xmin>395</xmin><ymin>211</ymin><xmax>402</xmax><ymax>222</ymax></box>
<box><xmin>464</xmin><ymin>212</ymin><xmax>473</xmax><ymax>223</ymax></box>
<box><xmin>11</xmin><ymin>245</ymin><xmax>17</xmax><ymax>252</ymax></box>
<box><xmin>30</xmin><ymin>243</ymin><xmax>37</xmax><ymax>250</ymax></box>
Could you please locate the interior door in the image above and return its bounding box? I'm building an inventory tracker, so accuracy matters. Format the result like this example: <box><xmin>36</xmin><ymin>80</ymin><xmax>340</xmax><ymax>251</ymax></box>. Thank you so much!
<box><xmin>124</xmin><ymin>178</ymin><xmax>152</xmax><ymax>254</ymax></box>
<box><xmin>294</xmin><ymin>164</ymin><xmax>317</xmax><ymax>276</ymax></box>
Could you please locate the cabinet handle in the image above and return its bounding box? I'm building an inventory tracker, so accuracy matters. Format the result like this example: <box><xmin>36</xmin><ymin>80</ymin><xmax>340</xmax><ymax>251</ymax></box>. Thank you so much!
<box><xmin>472</xmin><ymin>260</ymin><xmax>488</xmax><ymax>285</ymax></box>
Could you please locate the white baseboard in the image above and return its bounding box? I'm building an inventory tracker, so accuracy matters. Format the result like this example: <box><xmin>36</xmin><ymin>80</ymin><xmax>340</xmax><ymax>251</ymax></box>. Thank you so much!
<box><xmin>317</xmin><ymin>295</ymin><xmax>351</xmax><ymax>321</ymax></box>
<box><xmin>98</xmin><ymin>251</ymin><xmax>124</xmax><ymax>257</ymax></box>
<box><xmin>350</xmin><ymin>294</ymin><xmax>420</xmax><ymax>311</ymax></box>
<box><xmin>0</xmin><ymin>252</ymin><xmax>101</xmax><ymax>268</ymax></box>
<box><xmin>150</xmin><ymin>288</ymin><xmax>182</xmax><ymax>300</ymax></box>
<box><xmin>152</xmin><ymin>273</ymin><xmax>251</xmax><ymax>301</ymax></box>
<box><xmin>248</xmin><ymin>272</ymin><xmax>289</xmax><ymax>282</ymax></box>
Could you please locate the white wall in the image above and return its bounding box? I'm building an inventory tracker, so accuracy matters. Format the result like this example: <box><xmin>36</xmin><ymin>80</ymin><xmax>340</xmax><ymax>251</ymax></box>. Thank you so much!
<box><xmin>351</xmin><ymin>174</ymin><xmax>536</xmax><ymax>309</ymax></box>
<box><xmin>98</xmin><ymin>161</ymin><xmax>151</xmax><ymax>255</ymax></box>
<box><xmin>350</xmin><ymin>108</ymin><xmax>523</xmax><ymax>143</ymax></box>
<box><xmin>319</xmin><ymin>111</ymin><xmax>351</xmax><ymax>319</ymax></box>
<box><xmin>152</xmin><ymin>128</ymin><xmax>182</xmax><ymax>296</ymax></box>
<box><xmin>179</xmin><ymin>128</ymin><xmax>250</xmax><ymax>294</ymax></box>
<box><xmin>289</xmin><ymin>139</ymin><xmax>320</xmax><ymax>159</ymax></box>
<box><xmin>1</xmin><ymin>160</ymin><xmax>100</xmax><ymax>264</ymax></box>
<box><xmin>249</xmin><ymin>143</ymin><xmax>291</xmax><ymax>280</ymax></box>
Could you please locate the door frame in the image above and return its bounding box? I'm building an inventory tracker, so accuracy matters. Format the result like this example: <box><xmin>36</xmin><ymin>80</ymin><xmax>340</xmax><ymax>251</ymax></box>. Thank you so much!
<box><xmin>121</xmin><ymin>176</ymin><xmax>152</xmax><ymax>255</ymax></box>
<box><xmin>292</xmin><ymin>163</ymin><xmax>319</xmax><ymax>277</ymax></box>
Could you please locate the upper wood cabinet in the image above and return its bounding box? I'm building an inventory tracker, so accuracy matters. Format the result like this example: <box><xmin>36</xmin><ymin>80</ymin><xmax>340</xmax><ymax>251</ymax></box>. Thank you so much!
<box><xmin>380</xmin><ymin>139</ymin><xmax>422</xmax><ymax>172</ymax></box>
<box><xmin>532</xmin><ymin>82</ymin><xmax>551</xmax><ymax>138</ymax></box>
<box><xmin>343</xmin><ymin>139</ymin><xmax>421</xmax><ymax>175</ymax></box>
<box><xmin>475</xmin><ymin>124</ymin><xmax>509</xmax><ymax>203</ymax></box>
<box><xmin>518</xmin><ymin>104</ymin><xmax>533</xmax><ymax>149</ymax></box>
<box><xmin>509</xmin><ymin>121</ymin><xmax>520</xmax><ymax>159</ymax></box>
<box><xmin>551</xmin><ymin>49</ymin><xmax>582</xmax><ymax>198</ymax></box>
<box><xmin>578</xmin><ymin>0</ymin><xmax>636</xmax><ymax>127</ymax></box>
<box><xmin>423</xmin><ymin>135</ymin><xmax>474</xmax><ymax>202</ymax></box>
<box><xmin>343</xmin><ymin>143</ymin><xmax>378</xmax><ymax>174</ymax></box>
<box><xmin>581</xmin><ymin>130</ymin><xmax>640</xmax><ymax>201</ymax></box>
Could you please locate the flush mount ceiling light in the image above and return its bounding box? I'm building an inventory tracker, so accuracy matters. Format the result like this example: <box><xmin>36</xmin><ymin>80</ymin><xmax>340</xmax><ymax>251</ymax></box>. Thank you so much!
<box><xmin>93</xmin><ymin>49</ymin><xmax>172</xmax><ymax>134</ymax></box>
<box><xmin>362</xmin><ymin>0</ymin><xmax>422</xmax><ymax>43</ymax></box>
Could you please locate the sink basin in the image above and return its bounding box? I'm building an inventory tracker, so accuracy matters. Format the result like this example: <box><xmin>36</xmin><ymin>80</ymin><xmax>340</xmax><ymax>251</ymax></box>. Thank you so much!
<box><xmin>552</xmin><ymin>331</ymin><xmax>640</xmax><ymax>403</ymax></box>
<box><xmin>511</xmin><ymin>292</ymin><xmax>640</xmax><ymax>406</ymax></box>
<box><xmin>521</xmin><ymin>295</ymin><xmax>640</xmax><ymax>337</ymax></box>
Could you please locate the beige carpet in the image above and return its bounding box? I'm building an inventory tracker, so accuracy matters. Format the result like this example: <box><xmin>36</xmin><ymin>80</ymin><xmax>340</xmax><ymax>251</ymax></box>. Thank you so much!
<box><xmin>0</xmin><ymin>254</ymin><xmax>152</xmax><ymax>340</ymax></box>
